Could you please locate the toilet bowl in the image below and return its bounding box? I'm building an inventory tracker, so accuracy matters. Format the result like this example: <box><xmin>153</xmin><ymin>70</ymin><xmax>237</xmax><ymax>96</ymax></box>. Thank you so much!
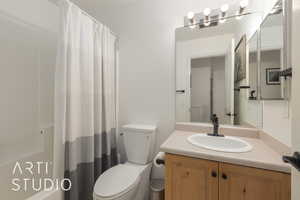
<box><xmin>93</xmin><ymin>124</ymin><xmax>157</xmax><ymax>200</ymax></box>
<box><xmin>93</xmin><ymin>162</ymin><xmax>152</xmax><ymax>200</ymax></box>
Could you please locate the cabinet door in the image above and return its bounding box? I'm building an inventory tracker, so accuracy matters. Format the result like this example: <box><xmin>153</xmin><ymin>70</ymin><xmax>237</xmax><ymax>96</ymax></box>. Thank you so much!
<box><xmin>165</xmin><ymin>154</ymin><xmax>219</xmax><ymax>200</ymax></box>
<box><xmin>219</xmin><ymin>163</ymin><xmax>291</xmax><ymax>200</ymax></box>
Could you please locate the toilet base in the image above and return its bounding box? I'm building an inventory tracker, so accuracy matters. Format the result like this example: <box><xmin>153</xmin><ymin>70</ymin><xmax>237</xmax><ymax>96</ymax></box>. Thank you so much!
<box><xmin>128</xmin><ymin>162</ymin><xmax>152</xmax><ymax>200</ymax></box>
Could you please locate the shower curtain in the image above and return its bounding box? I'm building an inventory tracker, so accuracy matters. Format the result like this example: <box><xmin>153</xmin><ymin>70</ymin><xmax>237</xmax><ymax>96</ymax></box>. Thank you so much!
<box><xmin>55</xmin><ymin>1</ymin><xmax>118</xmax><ymax>200</ymax></box>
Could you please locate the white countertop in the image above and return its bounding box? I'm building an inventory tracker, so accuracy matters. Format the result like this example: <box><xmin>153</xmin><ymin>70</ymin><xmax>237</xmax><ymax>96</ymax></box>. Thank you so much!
<box><xmin>160</xmin><ymin>130</ymin><xmax>291</xmax><ymax>173</ymax></box>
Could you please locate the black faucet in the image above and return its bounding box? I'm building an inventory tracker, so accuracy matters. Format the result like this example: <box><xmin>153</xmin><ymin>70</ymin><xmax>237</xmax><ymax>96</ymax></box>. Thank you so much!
<box><xmin>208</xmin><ymin>114</ymin><xmax>224</xmax><ymax>137</ymax></box>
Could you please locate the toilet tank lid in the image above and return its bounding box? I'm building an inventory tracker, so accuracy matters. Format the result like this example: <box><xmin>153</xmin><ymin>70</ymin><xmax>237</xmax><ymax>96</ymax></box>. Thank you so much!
<box><xmin>122</xmin><ymin>124</ymin><xmax>157</xmax><ymax>133</ymax></box>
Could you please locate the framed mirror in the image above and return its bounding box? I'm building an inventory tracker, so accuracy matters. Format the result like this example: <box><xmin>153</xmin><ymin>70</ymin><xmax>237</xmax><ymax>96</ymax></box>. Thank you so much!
<box><xmin>259</xmin><ymin>0</ymin><xmax>284</xmax><ymax>100</ymax></box>
<box><xmin>244</xmin><ymin>31</ymin><xmax>262</xmax><ymax>128</ymax></box>
<box><xmin>175</xmin><ymin>12</ymin><xmax>263</xmax><ymax>128</ymax></box>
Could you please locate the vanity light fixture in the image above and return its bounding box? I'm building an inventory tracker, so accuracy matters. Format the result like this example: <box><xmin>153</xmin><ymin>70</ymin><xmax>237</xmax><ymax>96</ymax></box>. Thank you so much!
<box><xmin>184</xmin><ymin>1</ymin><xmax>252</xmax><ymax>29</ymax></box>
<box><xmin>187</xmin><ymin>11</ymin><xmax>196</xmax><ymax>29</ymax></box>
<box><xmin>219</xmin><ymin>4</ymin><xmax>229</xmax><ymax>23</ymax></box>
<box><xmin>203</xmin><ymin>8</ymin><xmax>211</xmax><ymax>26</ymax></box>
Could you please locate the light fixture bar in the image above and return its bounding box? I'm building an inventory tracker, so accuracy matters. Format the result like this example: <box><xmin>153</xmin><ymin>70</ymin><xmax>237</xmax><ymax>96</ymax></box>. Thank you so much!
<box><xmin>186</xmin><ymin>11</ymin><xmax>196</xmax><ymax>29</ymax></box>
<box><xmin>184</xmin><ymin>12</ymin><xmax>253</xmax><ymax>28</ymax></box>
<box><xmin>184</xmin><ymin>1</ymin><xmax>251</xmax><ymax>29</ymax></box>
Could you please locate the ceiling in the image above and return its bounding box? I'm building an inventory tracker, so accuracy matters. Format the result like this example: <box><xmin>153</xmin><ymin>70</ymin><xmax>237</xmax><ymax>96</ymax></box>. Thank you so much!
<box><xmin>69</xmin><ymin>0</ymin><xmax>245</xmax><ymax>33</ymax></box>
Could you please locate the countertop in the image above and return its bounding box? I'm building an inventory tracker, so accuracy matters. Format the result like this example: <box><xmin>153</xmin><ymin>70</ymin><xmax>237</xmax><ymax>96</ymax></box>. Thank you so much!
<box><xmin>160</xmin><ymin>130</ymin><xmax>291</xmax><ymax>173</ymax></box>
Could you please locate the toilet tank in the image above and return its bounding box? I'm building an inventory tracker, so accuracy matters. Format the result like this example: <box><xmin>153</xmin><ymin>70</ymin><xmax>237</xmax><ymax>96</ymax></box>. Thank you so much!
<box><xmin>122</xmin><ymin>124</ymin><xmax>157</xmax><ymax>165</ymax></box>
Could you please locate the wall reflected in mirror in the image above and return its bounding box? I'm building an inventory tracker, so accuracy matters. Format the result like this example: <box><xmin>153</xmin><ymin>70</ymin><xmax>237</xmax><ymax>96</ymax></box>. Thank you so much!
<box><xmin>248</xmin><ymin>31</ymin><xmax>258</xmax><ymax>101</ymax></box>
<box><xmin>239</xmin><ymin>31</ymin><xmax>262</xmax><ymax>128</ymax></box>
<box><xmin>190</xmin><ymin>56</ymin><xmax>226</xmax><ymax>123</ymax></box>
<box><xmin>175</xmin><ymin>13</ymin><xmax>263</xmax><ymax>128</ymax></box>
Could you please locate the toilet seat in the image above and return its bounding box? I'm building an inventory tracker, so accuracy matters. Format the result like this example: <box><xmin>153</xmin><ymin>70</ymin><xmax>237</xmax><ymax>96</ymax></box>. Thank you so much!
<box><xmin>94</xmin><ymin>164</ymin><xmax>141</xmax><ymax>199</ymax></box>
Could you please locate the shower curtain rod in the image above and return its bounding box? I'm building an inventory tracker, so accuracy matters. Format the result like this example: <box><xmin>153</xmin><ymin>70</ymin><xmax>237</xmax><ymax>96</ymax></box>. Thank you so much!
<box><xmin>81</xmin><ymin>9</ymin><xmax>119</xmax><ymax>40</ymax></box>
<box><xmin>59</xmin><ymin>0</ymin><xmax>119</xmax><ymax>39</ymax></box>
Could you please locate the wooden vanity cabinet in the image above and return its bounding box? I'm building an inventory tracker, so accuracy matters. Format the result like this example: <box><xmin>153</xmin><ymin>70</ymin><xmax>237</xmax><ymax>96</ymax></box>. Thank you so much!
<box><xmin>165</xmin><ymin>154</ymin><xmax>291</xmax><ymax>200</ymax></box>
<box><xmin>219</xmin><ymin>163</ymin><xmax>291</xmax><ymax>200</ymax></box>
<box><xmin>165</xmin><ymin>154</ymin><xmax>219</xmax><ymax>200</ymax></box>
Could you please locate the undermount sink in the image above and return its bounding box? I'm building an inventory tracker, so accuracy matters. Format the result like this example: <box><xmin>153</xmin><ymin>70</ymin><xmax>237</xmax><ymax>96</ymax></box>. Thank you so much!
<box><xmin>187</xmin><ymin>134</ymin><xmax>253</xmax><ymax>153</ymax></box>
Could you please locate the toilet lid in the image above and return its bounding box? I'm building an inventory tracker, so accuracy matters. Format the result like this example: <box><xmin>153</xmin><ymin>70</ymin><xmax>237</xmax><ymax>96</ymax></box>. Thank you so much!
<box><xmin>94</xmin><ymin>164</ymin><xmax>141</xmax><ymax>198</ymax></box>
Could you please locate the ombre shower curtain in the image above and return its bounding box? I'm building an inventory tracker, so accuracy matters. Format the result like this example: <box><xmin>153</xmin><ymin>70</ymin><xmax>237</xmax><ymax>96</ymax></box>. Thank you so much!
<box><xmin>55</xmin><ymin>1</ymin><xmax>118</xmax><ymax>199</ymax></box>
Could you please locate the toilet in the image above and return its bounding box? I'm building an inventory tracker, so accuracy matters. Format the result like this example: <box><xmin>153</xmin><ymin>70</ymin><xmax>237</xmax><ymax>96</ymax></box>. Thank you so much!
<box><xmin>93</xmin><ymin>124</ymin><xmax>157</xmax><ymax>200</ymax></box>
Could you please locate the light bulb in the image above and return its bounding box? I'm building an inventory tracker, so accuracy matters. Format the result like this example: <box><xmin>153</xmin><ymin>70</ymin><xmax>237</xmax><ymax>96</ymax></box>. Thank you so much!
<box><xmin>240</xmin><ymin>0</ymin><xmax>249</xmax><ymax>8</ymax></box>
<box><xmin>221</xmin><ymin>4</ymin><xmax>229</xmax><ymax>12</ymax></box>
<box><xmin>203</xmin><ymin>8</ymin><xmax>211</xmax><ymax>16</ymax></box>
<box><xmin>187</xmin><ymin>11</ymin><xmax>195</xmax><ymax>20</ymax></box>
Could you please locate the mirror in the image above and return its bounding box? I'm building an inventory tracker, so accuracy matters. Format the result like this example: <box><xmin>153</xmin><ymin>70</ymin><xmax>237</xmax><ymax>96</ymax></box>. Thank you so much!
<box><xmin>260</xmin><ymin>1</ymin><xmax>284</xmax><ymax>99</ymax></box>
<box><xmin>243</xmin><ymin>31</ymin><xmax>262</xmax><ymax>128</ymax></box>
<box><xmin>175</xmin><ymin>12</ymin><xmax>263</xmax><ymax>127</ymax></box>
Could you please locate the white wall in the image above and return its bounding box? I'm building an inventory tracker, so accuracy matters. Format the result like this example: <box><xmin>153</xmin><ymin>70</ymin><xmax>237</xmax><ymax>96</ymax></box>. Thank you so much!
<box><xmin>0</xmin><ymin>0</ymin><xmax>59</xmax><ymax>34</ymax></box>
<box><xmin>212</xmin><ymin>56</ymin><xmax>226</xmax><ymax>123</ymax></box>
<box><xmin>263</xmin><ymin>101</ymin><xmax>291</xmax><ymax>146</ymax></box>
<box><xmin>190</xmin><ymin>57</ymin><xmax>226</xmax><ymax>124</ymax></box>
<box><xmin>291</xmin><ymin>0</ymin><xmax>300</xmax><ymax>198</ymax></box>
<box><xmin>0</xmin><ymin>1</ymin><xmax>58</xmax><ymax>199</ymax></box>
<box><xmin>191</xmin><ymin>59</ymin><xmax>211</xmax><ymax>123</ymax></box>
<box><xmin>0</xmin><ymin>18</ymin><xmax>56</xmax><ymax>162</ymax></box>
<box><xmin>261</xmin><ymin>26</ymin><xmax>283</xmax><ymax>50</ymax></box>
<box><xmin>189</xmin><ymin>56</ymin><xmax>226</xmax><ymax>124</ymax></box>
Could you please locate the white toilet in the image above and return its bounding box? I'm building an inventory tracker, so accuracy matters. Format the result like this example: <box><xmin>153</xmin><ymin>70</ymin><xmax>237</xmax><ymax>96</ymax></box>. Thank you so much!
<box><xmin>93</xmin><ymin>124</ymin><xmax>157</xmax><ymax>200</ymax></box>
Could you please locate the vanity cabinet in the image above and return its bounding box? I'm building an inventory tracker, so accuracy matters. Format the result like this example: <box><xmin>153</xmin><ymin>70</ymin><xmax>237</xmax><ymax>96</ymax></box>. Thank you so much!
<box><xmin>165</xmin><ymin>154</ymin><xmax>291</xmax><ymax>200</ymax></box>
<box><xmin>219</xmin><ymin>162</ymin><xmax>291</xmax><ymax>200</ymax></box>
<box><xmin>165</xmin><ymin>153</ymin><xmax>218</xmax><ymax>200</ymax></box>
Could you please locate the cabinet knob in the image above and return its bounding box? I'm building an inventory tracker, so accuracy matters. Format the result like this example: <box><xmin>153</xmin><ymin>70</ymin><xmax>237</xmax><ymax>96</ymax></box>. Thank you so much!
<box><xmin>222</xmin><ymin>173</ymin><xmax>228</xmax><ymax>180</ymax></box>
<box><xmin>211</xmin><ymin>171</ymin><xmax>217</xmax><ymax>178</ymax></box>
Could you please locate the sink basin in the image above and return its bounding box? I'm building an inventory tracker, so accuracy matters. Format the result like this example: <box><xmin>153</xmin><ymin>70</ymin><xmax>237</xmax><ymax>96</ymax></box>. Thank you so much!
<box><xmin>187</xmin><ymin>134</ymin><xmax>253</xmax><ymax>153</ymax></box>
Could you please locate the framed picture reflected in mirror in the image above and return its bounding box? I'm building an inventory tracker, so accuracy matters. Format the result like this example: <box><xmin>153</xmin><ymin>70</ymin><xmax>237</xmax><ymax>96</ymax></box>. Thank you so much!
<box><xmin>266</xmin><ymin>68</ymin><xmax>281</xmax><ymax>85</ymax></box>
<box><xmin>234</xmin><ymin>35</ymin><xmax>247</xmax><ymax>83</ymax></box>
